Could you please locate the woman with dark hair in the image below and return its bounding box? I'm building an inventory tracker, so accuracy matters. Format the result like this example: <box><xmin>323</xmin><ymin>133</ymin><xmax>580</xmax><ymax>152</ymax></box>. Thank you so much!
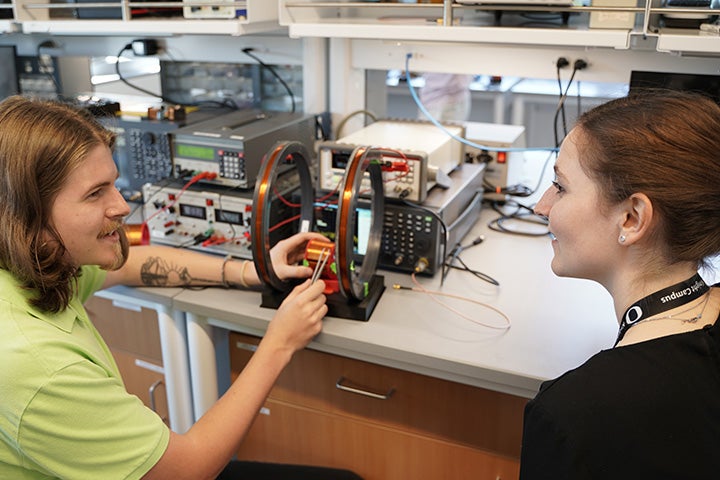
<box><xmin>520</xmin><ymin>90</ymin><xmax>720</xmax><ymax>479</ymax></box>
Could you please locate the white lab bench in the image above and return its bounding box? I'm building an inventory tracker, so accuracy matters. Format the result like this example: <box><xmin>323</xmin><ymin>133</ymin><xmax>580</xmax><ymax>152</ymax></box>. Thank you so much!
<box><xmin>174</xmin><ymin>205</ymin><xmax>618</xmax><ymax>419</ymax></box>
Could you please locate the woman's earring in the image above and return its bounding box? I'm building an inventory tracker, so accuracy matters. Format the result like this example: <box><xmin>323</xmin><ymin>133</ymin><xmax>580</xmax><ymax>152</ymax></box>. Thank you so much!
<box><xmin>618</xmin><ymin>234</ymin><xmax>626</xmax><ymax>243</ymax></box>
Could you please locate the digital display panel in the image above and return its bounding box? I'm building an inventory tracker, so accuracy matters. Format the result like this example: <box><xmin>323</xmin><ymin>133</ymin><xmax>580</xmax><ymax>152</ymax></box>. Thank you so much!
<box><xmin>180</xmin><ymin>203</ymin><xmax>207</xmax><ymax>220</ymax></box>
<box><xmin>315</xmin><ymin>202</ymin><xmax>370</xmax><ymax>256</ymax></box>
<box><xmin>331</xmin><ymin>150</ymin><xmax>351</xmax><ymax>170</ymax></box>
<box><xmin>215</xmin><ymin>209</ymin><xmax>243</xmax><ymax>226</ymax></box>
<box><xmin>176</xmin><ymin>143</ymin><xmax>216</xmax><ymax>161</ymax></box>
<box><xmin>356</xmin><ymin>207</ymin><xmax>371</xmax><ymax>256</ymax></box>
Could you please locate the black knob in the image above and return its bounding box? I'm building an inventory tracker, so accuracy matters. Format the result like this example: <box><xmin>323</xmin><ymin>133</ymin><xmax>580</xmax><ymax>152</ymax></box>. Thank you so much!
<box><xmin>141</xmin><ymin>132</ymin><xmax>156</xmax><ymax>145</ymax></box>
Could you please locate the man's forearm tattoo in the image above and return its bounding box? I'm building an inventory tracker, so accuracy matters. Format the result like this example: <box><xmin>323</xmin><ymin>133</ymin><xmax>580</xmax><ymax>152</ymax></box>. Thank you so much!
<box><xmin>140</xmin><ymin>256</ymin><xmax>219</xmax><ymax>287</ymax></box>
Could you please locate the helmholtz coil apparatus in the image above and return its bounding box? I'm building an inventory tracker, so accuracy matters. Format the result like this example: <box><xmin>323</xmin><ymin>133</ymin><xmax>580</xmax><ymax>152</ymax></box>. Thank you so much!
<box><xmin>251</xmin><ymin>140</ymin><xmax>386</xmax><ymax>321</ymax></box>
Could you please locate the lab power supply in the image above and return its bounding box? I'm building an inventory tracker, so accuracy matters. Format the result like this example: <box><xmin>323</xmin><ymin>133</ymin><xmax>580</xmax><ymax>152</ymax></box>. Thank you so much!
<box><xmin>142</xmin><ymin>181</ymin><xmax>255</xmax><ymax>260</ymax></box>
<box><xmin>317</xmin><ymin>119</ymin><xmax>465</xmax><ymax>203</ymax></box>
<box><xmin>314</xmin><ymin>163</ymin><xmax>486</xmax><ymax>276</ymax></box>
<box><xmin>171</xmin><ymin>110</ymin><xmax>317</xmax><ymax>189</ymax></box>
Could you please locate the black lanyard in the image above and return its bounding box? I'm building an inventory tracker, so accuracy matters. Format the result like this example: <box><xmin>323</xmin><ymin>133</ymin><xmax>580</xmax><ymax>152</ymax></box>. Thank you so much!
<box><xmin>615</xmin><ymin>273</ymin><xmax>709</xmax><ymax>345</ymax></box>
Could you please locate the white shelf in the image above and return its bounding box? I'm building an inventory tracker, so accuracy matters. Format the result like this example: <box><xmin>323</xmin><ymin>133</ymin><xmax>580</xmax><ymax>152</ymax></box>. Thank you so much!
<box><xmin>288</xmin><ymin>20</ymin><xmax>632</xmax><ymax>49</ymax></box>
<box><xmin>13</xmin><ymin>0</ymin><xmax>280</xmax><ymax>36</ymax></box>
<box><xmin>0</xmin><ymin>19</ymin><xmax>17</xmax><ymax>32</ymax></box>
<box><xmin>280</xmin><ymin>1</ymin><xmax>720</xmax><ymax>57</ymax></box>
<box><xmin>656</xmin><ymin>29</ymin><xmax>720</xmax><ymax>54</ymax></box>
<box><xmin>20</xmin><ymin>18</ymin><xmax>281</xmax><ymax>36</ymax></box>
<box><xmin>4</xmin><ymin>0</ymin><xmax>718</xmax><ymax>57</ymax></box>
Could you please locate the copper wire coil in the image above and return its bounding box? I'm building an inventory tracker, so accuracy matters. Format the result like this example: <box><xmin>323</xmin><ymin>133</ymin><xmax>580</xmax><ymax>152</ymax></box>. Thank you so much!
<box><xmin>335</xmin><ymin>146</ymin><xmax>384</xmax><ymax>301</ymax></box>
<box><xmin>124</xmin><ymin>223</ymin><xmax>149</xmax><ymax>246</ymax></box>
<box><xmin>251</xmin><ymin>140</ymin><xmax>315</xmax><ymax>292</ymax></box>
<box><xmin>305</xmin><ymin>238</ymin><xmax>335</xmax><ymax>277</ymax></box>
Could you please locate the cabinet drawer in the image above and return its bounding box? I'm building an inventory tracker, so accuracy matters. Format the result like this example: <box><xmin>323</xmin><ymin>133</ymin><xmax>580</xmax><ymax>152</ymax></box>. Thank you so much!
<box><xmin>229</xmin><ymin>332</ymin><xmax>527</xmax><ymax>459</ymax></box>
<box><xmin>86</xmin><ymin>296</ymin><xmax>162</xmax><ymax>362</ymax></box>
<box><xmin>238</xmin><ymin>398</ymin><xmax>520</xmax><ymax>480</ymax></box>
<box><xmin>110</xmin><ymin>349</ymin><xmax>170</xmax><ymax>427</ymax></box>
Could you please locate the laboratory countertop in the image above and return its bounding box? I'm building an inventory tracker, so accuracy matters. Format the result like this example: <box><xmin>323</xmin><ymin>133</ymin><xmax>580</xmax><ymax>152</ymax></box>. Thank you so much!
<box><xmin>171</xmin><ymin>207</ymin><xmax>619</xmax><ymax>399</ymax></box>
<box><xmin>95</xmin><ymin>284</ymin><xmax>181</xmax><ymax>307</ymax></box>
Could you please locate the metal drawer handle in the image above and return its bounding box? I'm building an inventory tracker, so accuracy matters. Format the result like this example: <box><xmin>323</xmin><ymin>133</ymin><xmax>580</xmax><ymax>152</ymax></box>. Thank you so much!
<box><xmin>335</xmin><ymin>376</ymin><xmax>395</xmax><ymax>400</ymax></box>
<box><xmin>149</xmin><ymin>379</ymin><xmax>165</xmax><ymax>412</ymax></box>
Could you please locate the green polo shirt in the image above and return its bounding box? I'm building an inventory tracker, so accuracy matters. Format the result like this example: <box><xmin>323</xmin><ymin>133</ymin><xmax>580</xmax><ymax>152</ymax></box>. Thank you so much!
<box><xmin>0</xmin><ymin>266</ymin><xmax>170</xmax><ymax>479</ymax></box>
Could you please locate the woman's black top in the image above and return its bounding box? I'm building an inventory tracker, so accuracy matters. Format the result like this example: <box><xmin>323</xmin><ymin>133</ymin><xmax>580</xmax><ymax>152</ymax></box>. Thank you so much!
<box><xmin>520</xmin><ymin>314</ymin><xmax>720</xmax><ymax>480</ymax></box>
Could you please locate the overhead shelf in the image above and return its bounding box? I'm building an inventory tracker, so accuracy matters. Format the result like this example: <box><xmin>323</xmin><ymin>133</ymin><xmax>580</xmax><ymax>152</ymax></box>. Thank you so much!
<box><xmin>3</xmin><ymin>0</ymin><xmax>718</xmax><ymax>53</ymax></box>
<box><xmin>0</xmin><ymin>19</ymin><xmax>16</xmax><ymax>32</ymax></box>
<box><xmin>19</xmin><ymin>18</ymin><xmax>282</xmax><ymax>35</ymax></box>
<box><xmin>280</xmin><ymin>1</ymin><xmax>720</xmax><ymax>56</ymax></box>
<box><xmin>655</xmin><ymin>28</ymin><xmax>720</xmax><ymax>54</ymax></box>
<box><xmin>11</xmin><ymin>0</ymin><xmax>282</xmax><ymax>36</ymax></box>
<box><xmin>286</xmin><ymin>20</ymin><xmax>632</xmax><ymax>49</ymax></box>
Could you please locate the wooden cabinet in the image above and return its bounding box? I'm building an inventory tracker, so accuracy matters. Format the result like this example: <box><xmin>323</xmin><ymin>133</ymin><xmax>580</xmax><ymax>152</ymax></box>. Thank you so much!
<box><xmin>85</xmin><ymin>295</ymin><xmax>170</xmax><ymax>426</ymax></box>
<box><xmin>229</xmin><ymin>332</ymin><xmax>527</xmax><ymax>480</ymax></box>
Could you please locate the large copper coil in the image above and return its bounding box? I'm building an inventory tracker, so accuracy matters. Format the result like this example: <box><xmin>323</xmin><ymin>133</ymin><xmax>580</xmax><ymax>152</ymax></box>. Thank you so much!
<box><xmin>251</xmin><ymin>140</ymin><xmax>314</xmax><ymax>292</ymax></box>
<box><xmin>335</xmin><ymin>146</ymin><xmax>384</xmax><ymax>302</ymax></box>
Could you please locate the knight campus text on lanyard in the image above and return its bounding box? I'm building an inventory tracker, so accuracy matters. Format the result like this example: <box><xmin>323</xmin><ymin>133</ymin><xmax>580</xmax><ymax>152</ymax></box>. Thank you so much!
<box><xmin>615</xmin><ymin>273</ymin><xmax>710</xmax><ymax>345</ymax></box>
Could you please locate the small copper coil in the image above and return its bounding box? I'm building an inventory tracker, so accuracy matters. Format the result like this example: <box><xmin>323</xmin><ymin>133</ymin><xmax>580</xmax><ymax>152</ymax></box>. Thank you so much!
<box><xmin>124</xmin><ymin>223</ymin><xmax>150</xmax><ymax>246</ymax></box>
<box><xmin>305</xmin><ymin>238</ymin><xmax>335</xmax><ymax>280</ymax></box>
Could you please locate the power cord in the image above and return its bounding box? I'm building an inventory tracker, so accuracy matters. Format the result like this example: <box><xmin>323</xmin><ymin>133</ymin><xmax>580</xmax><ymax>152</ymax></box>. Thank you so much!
<box><xmin>441</xmin><ymin>235</ymin><xmax>500</xmax><ymax>287</ymax></box>
<box><xmin>486</xmin><ymin>199</ymin><xmax>550</xmax><ymax>237</ymax></box>
<box><xmin>115</xmin><ymin>43</ymin><xmax>167</xmax><ymax>102</ymax></box>
<box><xmin>481</xmin><ymin>148</ymin><xmax>556</xmax><ymax>200</ymax></box>
<box><xmin>241</xmin><ymin>48</ymin><xmax>296</xmax><ymax>114</ymax></box>
<box><xmin>404</xmin><ymin>53</ymin><xmax>558</xmax><ymax>155</ymax></box>
<box><xmin>114</xmin><ymin>43</ymin><xmax>239</xmax><ymax>110</ymax></box>
<box><xmin>483</xmin><ymin>179</ymin><xmax>533</xmax><ymax>198</ymax></box>
<box><xmin>555</xmin><ymin>56</ymin><xmax>569</xmax><ymax>144</ymax></box>
<box><xmin>552</xmin><ymin>58</ymin><xmax>587</xmax><ymax>148</ymax></box>
<box><xmin>335</xmin><ymin>109</ymin><xmax>377</xmax><ymax>139</ymax></box>
<box><xmin>573</xmin><ymin>60</ymin><xmax>587</xmax><ymax>122</ymax></box>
